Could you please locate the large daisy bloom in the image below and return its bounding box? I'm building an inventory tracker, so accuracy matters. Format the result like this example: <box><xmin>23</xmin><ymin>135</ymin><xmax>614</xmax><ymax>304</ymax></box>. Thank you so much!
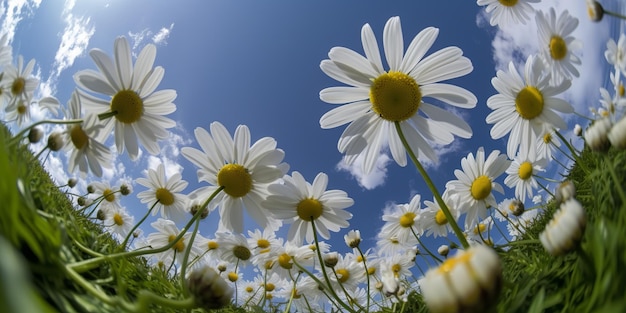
<box><xmin>380</xmin><ymin>193</ymin><xmax>422</xmax><ymax>244</ymax></box>
<box><xmin>476</xmin><ymin>0</ymin><xmax>540</xmax><ymax>27</ymax></box>
<box><xmin>486</xmin><ymin>55</ymin><xmax>574</xmax><ymax>158</ymax></box>
<box><xmin>536</xmin><ymin>8</ymin><xmax>582</xmax><ymax>85</ymax></box>
<box><xmin>74</xmin><ymin>36</ymin><xmax>177</xmax><ymax>160</ymax></box>
<box><xmin>136</xmin><ymin>163</ymin><xmax>189</xmax><ymax>219</ymax></box>
<box><xmin>63</xmin><ymin>91</ymin><xmax>113</xmax><ymax>177</ymax></box>
<box><xmin>445</xmin><ymin>147</ymin><xmax>509</xmax><ymax>229</ymax></box>
<box><xmin>265</xmin><ymin>171</ymin><xmax>353</xmax><ymax>245</ymax></box>
<box><xmin>181</xmin><ymin>121</ymin><xmax>289</xmax><ymax>233</ymax></box>
<box><xmin>319</xmin><ymin>16</ymin><xmax>476</xmax><ymax>174</ymax></box>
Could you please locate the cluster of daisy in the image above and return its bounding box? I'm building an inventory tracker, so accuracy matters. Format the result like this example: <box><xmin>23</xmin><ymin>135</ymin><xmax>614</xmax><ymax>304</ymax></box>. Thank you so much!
<box><xmin>3</xmin><ymin>1</ymin><xmax>625</xmax><ymax>312</ymax></box>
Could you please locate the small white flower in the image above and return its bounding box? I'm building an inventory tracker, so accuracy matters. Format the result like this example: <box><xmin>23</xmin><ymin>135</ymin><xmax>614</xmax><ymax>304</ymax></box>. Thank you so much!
<box><xmin>504</xmin><ymin>151</ymin><xmax>546</xmax><ymax>201</ymax></box>
<box><xmin>540</xmin><ymin>198</ymin><xmax>586</xmax><ymax>255</ymax></box>
<box><xmin>136</xmin><ymin>163</ymin><xmax>189</xmax><ymax>219</ymax></box>
<box><xmin>344</xmin><ymin>229</ymin><xmax>361</xmax><ymax>249</ymax></box>
<box><xmin>437</xmin><ymin>245</ymin><xmax>450</xmax><ymax>257</ymax></box>
<box><xmin>608</xmin><ymin>115</ymin><xmax>626</xmax><ymax>149</ymax></box>
<box><xmin>584</xmin><ymin>117</ymin><xmax>613</xmax><ymax>152</ymax></box>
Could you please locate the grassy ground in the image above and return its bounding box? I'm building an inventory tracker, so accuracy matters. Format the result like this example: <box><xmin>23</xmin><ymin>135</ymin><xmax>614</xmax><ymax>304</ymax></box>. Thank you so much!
<box><xmin>1</xmin><ymin>120</ymin><xmax>625</xmax><ymax>313</ymax></box>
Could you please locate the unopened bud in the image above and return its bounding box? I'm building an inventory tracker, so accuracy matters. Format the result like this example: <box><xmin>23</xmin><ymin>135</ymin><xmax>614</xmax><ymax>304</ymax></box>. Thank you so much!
<box><xmin>190</xmin><ymin>203</ymin><xmax>209</xmax><ymax>219</ymax></box>
<box><xmin>509</xmin><ymin>199</ymin><xmax>525</xmax><ymax>217</ymax></box>
<box><xmin>77</xmin><ymin>197</ymin><xmax>87</xmax><ymax>206</ymax></box>
<box><xmin>28</xmin><ymin>126</ymin><xmax>43</xmax><ymax>143</ymax></box>
<box><xmin>437</xmin><ymin>245</ymin><xmax>449</xmax><ymax>257</ymax></box>
<box><xmin>87</xmin><ymin>184</ymin><xmax>95</xmax><ymax>194</ymax></box>
<box><xmin>187</xmin><ymin>266</ymin><xmax>233</xmax><ymax>310</ymax></box>
<box><xmin>120</xmin><ymin>184</ymin><xmax>131</xmax><ymax>196</ymax></box>
<box><xmin>47</xmin><ymin>132</ymin><xmax>65</xmax><ymax>151</ymax></box>
<box><xmin>96</xmin><ymin>209</ymin><xmax>106</xmax><ymax>221</ymax></box>
<box><xmin>68</xmin><ymin>178</ymin><xmax>78</xmax><ymax>188</ymax></box>
<box><xmin>323</xmin><ymin>252</ymin><xmax>338</xmax><ymax>268</ymax></box>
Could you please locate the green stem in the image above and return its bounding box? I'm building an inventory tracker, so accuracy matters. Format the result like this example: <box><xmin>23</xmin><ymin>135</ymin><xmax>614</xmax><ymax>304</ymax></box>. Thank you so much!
<box><xmin>394</xmin><ymin>121</ymin><xmax>469</xmax><ymax>249</ymax></box>
<box><xmin>119</xmin><ymin>201</ymin><xmax>159</xmax><ymax>251</ymax></box>
<box><xmin>605</xmin><ymin>9</ymin><xmax>626</xmax><ymax>20</ymax></box>
<box><xmin>98</xmin><ymin>111</ymin><xmax>118</xmax><ymax>121</ymax></box>
<box><xmin>411</xmin><ymin>228</ymin><xmax>442</xmax><ymax>263</ymax></box>
<box><xmin>356</xmin><ymin>246</ymin><xmax>371</xmax><ymax>311</ymax></box>
<box><xmin>180</xmin><ymin>217</ymin><xmax>201</xmax><ymax>296</ymax></box>
<box><xmin>69</xmin><ymin>187</ymin><xmax>224</xmax><ymax>273</ymax></box>
<box><xmin>9</xmin><ymin>118</ymin><xmax>84</xmax><ymax>145</ymax></box>
<box><xmin>554</xmin><ymin>129</ymin><xmax>589</xmax><ymax>175</ymax></box>
<box><xmin>604</xmin><ymin>156</ymin><xmax>626</xmax><ymax>207</ymax></box>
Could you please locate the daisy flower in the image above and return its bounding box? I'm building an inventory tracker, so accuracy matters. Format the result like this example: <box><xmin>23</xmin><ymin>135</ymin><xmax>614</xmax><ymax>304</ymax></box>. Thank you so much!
<box><xmin>102</xmin><ymin>203</ymin><xmax>134</xmax><ymax>240</ymax></box>
<box><xmin>63</xmin><ymin>91</ymin><xmax>113</xmax><ymax>177</ymax></box>
<box><xmin>380</xmin><ymin>193</ymin><xmax>422</xmax><ymax>244</ymax></box>
<box><xmin>217</xmin><ymin>232</ymin><xmax>254</xmax><ymax>266</ymax></box>
<box><xmin>146</xmin><ymin>218</ymin><xmax>202</xmax><ymax>266</ymax></box>
<box><xmin>136</xmin><ymin>163</ymin><xmax>189</xmax><ymax>219</ymax></box>
<box><xmin>181</xmin><ymin>121</ymin><xmax>288</xmax><ymax>233</ymax></box>
<box><xmin>375</xmin><ymin>233</ymin><xmax>411</xmax><ymax>257</ymax></box>
<box><xmin>329</xmin><ymin>253</ymin><xmax>366</xmax><ymax>291</ymax></box>
<box><xmin>74</xmin><ymin>36</ymin><xmax>177</xmax><ymax>160</ymax></box>
<box><xmin>486</xmin><ymin>55</ymin><xmax>574</xmax><ymax>158</ymax></box>
<box><xmin>605</xmin><ymin>33</ymin><xmax>626</xmax><ymax>72</ymax></box>
<box><xmin>90</xmin><ymin>180</ymin><xmax>121</xmax><ymax>205</ymax></box>
<box><xmin>465</xmin><ymin>216</ymin><xmax>495</xmax><ymax>245</ymax></box>
<box><xmin>476</xmin><ymin>0</ymin><xmax>540</xmax><ymax>27</ymax></box>
<box><xmin>319</xmin><ymin>16</ymin><xmax>476</xmax><ymax>174</ymax></box>
<box><xmin>421</xmin><ymin>191</ymin><xmax>456</xmax><ymax>238</ymax></box>
<box><xmin>504</xmin><ymin>151</ymin><xmax>546</xmax><ymax>201</ymax></box>
<box><xmin>536</xmin><ymin>7</ymin><xmax>582</xmax><ymax>85</ymax></box>
<box><xmin>1</xmin><ymin>55</ymin><xmax>38</xmax><ymax>106</ymax></box>
<box><xmin>265</xmin><ymin>171</ymin><xmax>353</xmax><ymax>245</ymax></box>
<box><xmin>535</xmin><ymin>128</ymin><xmax>560</xmax><ymax>161</ymax></box>
<box><xmin>445</xmin><ymin>147</ymin><xmax>509</xmax><ymax>229</ymax></box>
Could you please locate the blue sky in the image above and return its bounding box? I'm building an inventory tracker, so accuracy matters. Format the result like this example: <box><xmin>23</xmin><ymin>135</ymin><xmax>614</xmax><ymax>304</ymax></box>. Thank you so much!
<box><xmin>1</xmin><ymin>0</ymin><xmax>621</xmax><ymax>258</ymax></box>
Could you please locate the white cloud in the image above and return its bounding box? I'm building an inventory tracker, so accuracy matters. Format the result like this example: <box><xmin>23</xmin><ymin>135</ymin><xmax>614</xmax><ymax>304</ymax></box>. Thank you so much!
<box><xmin>152</xmin><ymin>23</ymin><xmax>174</xmax><ymax>45</ymax></box>
<box><xmin>0</xmin><ymin>0</ymin><xmax>41</xmax><ymax>43</ymax></box>
<box><xmin>336</xmin><ymin>152</ymin><xmax>391</xmax><ymax>190</ymax></box>
<box><xmin>52</xmin><ymin>14</ymin><xmax>94</xmax><ymax>77</ymax></box>
<box><xmin>128</xmin><ymin>28</ymin><xmax>151</xmax><ymax>51</ymax></box>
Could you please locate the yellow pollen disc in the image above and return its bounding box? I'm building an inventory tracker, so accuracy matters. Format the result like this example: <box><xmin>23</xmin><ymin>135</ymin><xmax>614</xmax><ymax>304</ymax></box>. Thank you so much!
<box><xmin>110</xmin><ymin>90</ymin><xmax>143</xmax><ymax>124</ymax></box>
<box><xmin>473</xmin><ymin>223</ymin><xmax>487</xmax><ymax>235</ymax></box>
<box><xmin>438</xmin><ymin>251</ymin><xmax>473</xmax><ymax>274</ymax></box>
<box><xmin>518</xmin><ymin>161</ymin><xmax>533</xmax><ymax>180</ymax></box>
<box><xmin>208</xmin><ymin>241</ymin><xmax>219</xmax><ymax>250</ymax></box>
<box><xmin>113</xmin><ymin>213</ymin><xmax>124</xmax><ymax>226</ymax></box>
<box><xmin>368</xmin><ymin>267</ymin><xmax>376</xmax><ymax>275</ymax></box>
<box><xmin>543</xmin><ymin>132</ymin><xmax>552</xmax><ymax>144</ymax></box>
<box><xmin>168</xmin><ymin>234</ymin><xmax>185</xmax><ymax>253</ymax></box>
<box><xmin>233</xmin><ymin>245</ymin><xmax>251</xmax><ymax>261</ymax></box>
<box><xmin>265</xmin><ymin>293</ymin><xmax>273</xmax><ymax>300</ymax></box>
<box><xmin>399</xmin><ymin>212</ymin><xmax>416</xmax><ymax>228</ymax></box>
<box><xmin>370</xmin><ymin>71</ymin><xmax>421</xmax><ymax>122</ymax></box>
<box><xmin>549</xmin><ymin>36</ymin><xmax>567</xmax><ymax>60</ymax></box>
<box><xmin>217</xmin><ymin>163</ymin><xmax>252</xmax><ymax>198</ymax></box>
<box><xmin>309</xmin><ymin>244</ymin><xmax>316</xmax><ymax>251</ymax></box>
<box><xmin>619</xmin><ymin>83</ymin><xmax>625</xmax><ymax>97</ymax></box>
<box><xmin>391</xmin><ymin>264</ymin><xmax>401</xmax><ymax>274</ymax></box>
<box><xmin>390</xmin><ymin>237</ymin><xmax>399</xmax><ymax>244</ymax></box>
<box><xmin>265</xmin><ymin>283</ymin><xmax>275</xmax><ymax>292</ymax></box>
<box><xmin>278</xmin><ymin>253</ymin><xmax>292</xmax><ymax>269</ymax></box>
<box><xmin>228</xmin><ymin>272</ymin><xmax>238</xmax><ymax>282</ymax></box>
<box><xmin>336</xmin><ymin>268</ymin><xmax>350</xmax><ymax>283</ymax></box>
<box><xmin>155</xmin><ymin>188</ymin><xmax>175</xmax><ymax>206</ymax></box>
<box><xmin>470</xmin><ymin>175</ymin><xmax>492</xmax><ymax>200</ymax></box>
<box><xmin>70</xmin><ymin>125</ymin><xmax>89</xmax><ymax>149</ymax></box>
<box><xmin>435</xmin><ymin>209</ymin><xmax>448</xmax><ymax>225</ymax></box>
<box><xmin>17</xmin><ymin>103</ymin><xmax>28</xmax><ymax>115</ymax></box>
<box><xmin>103</xmin><ymin>188</ymin><xmax>116</xmax><ymax>202</ymax></box>
<box><xmin>11</xmin><ymin>77</ymin><xmax>26</xmax><ymax>96</ymax></box>
<box><xmin>292</xmin><ymin>289</ymin><xmax>301</xmax><ymax>299</ymax></box>
<box><xmin>265</xmin><ymin>260</ymin><xmax>275</xmax><ymax>270</ymax></box>
<box><xmin>257</xmin><ymin>239</ymin><xmax>271</xmax><ymax>249</ymax></box>
<box><xmin>515</xmin><ymin>86</ymin><xmax>544</xmax><ymax>120</ymax></box>
<box><xmin>356</xmin><ymin>255</ymin><xmax>365</xmax><ymax>263</ymax></box>
<box><xmin>296</xmin><ymin>198</ymin><xmax>323</xmax><ymax>221</ymax></box>
<box><xmin>498</xmin><ymin>0</ymin><xmax>518</xmax><ymax>6</ymax></box>
<box><xmin>245</xmin><ymin>286</ymin><xmax>254</xmax><ymax>293</ymax></box>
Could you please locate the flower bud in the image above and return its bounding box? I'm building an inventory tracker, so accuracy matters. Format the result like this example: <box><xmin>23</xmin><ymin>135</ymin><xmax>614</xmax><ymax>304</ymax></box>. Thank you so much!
<box><xmin>344</xmin><ymin>229</ymin><xmax>361</xmax><ymax>248</ymax></box>
<box><xmin>187</xmin><ymin>266</ymin><xmax>233</xmax><ymax>310</ymax></box>
<box><xmin>381</xmin><ymin>268</ymin><xmax>399</xmax><ymax>297</ymax></box>
<box><xmin>420</xmin><ymin>245</ymin><xmax>502</xmax><ymax>313</ymax></box>
<box><xmin>573</xmin><ymin>124</ymin><xmax>582</xmax><ymax>137</ymax></box>
<box><xmin>587</xmin><ymin>0</ymin><xmax>604</xmax><ymax>22</ymax></box>
<box><xmin>96</xmin><ymin>209</ymin><xmax>106</xmax><ymax>221</ymax></box>
<box><xmin>540</xmin><ymin>198</ymin><xmax>586</xmax><ymax>256</ymax></box>
<box><xmin>47</xmin><ymin>132</ymin><xmax>65</xmax><ymax>152</ymax></box>
<box><xmin>584</xmin><ymin>117</ymin><xmax>612</xmax><ymax>152</ymax></box>
<box><xmin>87</xmin><ymin>184</ymin><xmax>95</xmax><ymax>194</ymax></box>
<box><xmin>508</xmin><ymin>199</ymin><xmax>525</xmax><ymax>217</ymax></box>
<box><xmin>77</xmin><ymin>197</ymin><xmax>87</xmax><ymax>206</ymax></box>
<box><xmin>28</xmin><ymin>126</ymin><xmax>43</xmax><ymax>143</ymax></box>
<box><xmin>555</xmin><ymin>180</ymin><xmax>576</xmax><ymax>203</ymax></box>
<box><xmin>608</xmin><ymin>115</ymin><xmax>626</xmax><ymax>149</ymax></box>
<box><xmin>190</xmin><ymin>203</ymin><xmax>209</xmax><ymax>219</ymax></box>
<box><xmin>437</xmin><ymin>245</ymin><xmax>449</xmax><ymax>257</ymax></box>
<box><xmin>120</xmin><ymin>184</ymin><xmax>131</xmax><ymax>196</ymax></box>
<box><xmin>323</xmin><ymin>252</ymin><xmax>338</xmax><ymax>268</ymax></box>
<box><xmin>68</xmin><ymin>178</ymin><xmax>78</xmax><ymax>188</ymax></box>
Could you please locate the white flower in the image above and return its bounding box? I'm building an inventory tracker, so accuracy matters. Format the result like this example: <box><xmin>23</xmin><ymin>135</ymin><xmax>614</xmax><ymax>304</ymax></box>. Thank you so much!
<box><xmin>329</xmin><ymin>253</ymin><xmax>366</xmax><ymax>290</ymax></box>
<box><xmin>584</xmin><ymin>117</ymin><xmax>613</xmax><ymax>152</ymax></box>
<box><xmin>265</xmin><ymin>171</ymin><xmax>353</xmax><ymax>245</ymax></box>
<box><xmin>504</xmin><ymin>150</ymin><xmax>546</xmax><ymax>201</ymax></box>
<box><xmin>535</xmin><ymin>129</ymin><xmax>560</xmax><ymax>161</ymax></box>
<box><xmin>217</xmin><ymin>232</ymin><xmax>254</xmax><ymax>265</ymax></box>
<box><xmin>465</xmin><ymin>216</ymin><xmax>495</xmax><ymax>245</ymax></box>
<box><xmin>182</xmin><ymin>121</ymin><xmax>288</xmax><ymax>233</ymax></box>
<box><xmin>146</xmin><ymin>218</ymin><xmax>202</xmax><ymax>266</ymax></box>
<box><xmin>344</xmin><ymin>229</ymin><xmax>361</xmax><ymax>249</ymax></box>
<box><xmin>102</xmin><ymin>203</ymin><xmax>134</xmax><ymax>240</ymax></box>
<box><xmin>536</xmin><ymin>8</ymin><xmax>581</xmax><ymax>85</ymax></box>
<box><xmin>420</xmin><ymin>244</ymin><xmax>501</xmax><ymax>313</ymax></box>
<box><xmin>446</xmin><ymin>147</ymin><xmax>509</xmax><ymax>229</ymax></box>
<box><xmin>609</xmin><ymin>114</ymin><xmax>626</xmax><ymax>149</ymax></box>
<box><xmin>319</xmin><ymin>16</ymin><xmax>476</xmax><ymax>174</ymax></box>
<box><xmin>540</xmin><ymin>198</ymin><xmax>586</xmax><ymax>255</ymax></box>
<box><xmin>605</xmin><ymin>33</ymin><xmax>626</xmax><ymax>72</ymax></box>
<box><xmin>476</xmin><ymin>0</ymin><xmax>540</xmax><ymax>27</ymax></box>
<box><xmin>380</xmin><ymin>194</ymin><xmax>422</xmax><ymax>245</ymax></box>
<box><xmin>136</xmin><ymin>163</ymin><xmax>189</xmax><ymax>219</ymax></box>
<box><xmin>63</xmin><ymin>91</ymin><xmax>113</xmax><ymax>177</ymax></box>
<box><xmin>1</xmin><ymin>55</ymin><xmax>38</xmax><ymax>106</ymax></box>
<box><xmin>90</xmin><ymin>181</ymin><xmax>121</xmax><ymax>205</ymax></box>
<box><xmin>0</xmin><ymin>33</ymin><xmax>13</xmax><ymax>67</ymax></box>
<box><xmin>486</xmin><ymin>55</ymin><xmax>574</xmax><ymax>158</ymax></box>
<box><xmin>74</xmin><ymin>36</ymin><xmax>177</xmax><ymax>160</ymax></box>
<box><xmin>421</xmin><ymin>191</ymin><xmax>457</xmax><ymax>238</ymax></box>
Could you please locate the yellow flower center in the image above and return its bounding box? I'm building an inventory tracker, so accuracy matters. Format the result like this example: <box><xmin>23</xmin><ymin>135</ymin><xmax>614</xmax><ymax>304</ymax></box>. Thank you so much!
<box><xmin>292</xmin><ymin>289</ymin><xmax>301</xmax><ymax>299</ymax></box>
<box><xmin>356</xmin><ymin>255</ymin><xmax>365</xmax><ymax>263</ymax></box>
<box><xmin>399</xmin><ymin>212</ymin><xmax>416</xmax><ymax>228</ymax></box>
<box><xmin>228</xmin><ymin>272</ymin><xmax>238</xmax><ymax>282</ymax></box>
<box><xmin>217</xmin><ymin>163</ymin><xmax>252</xmax><ymax>198</ymax></box>
<box><xmin>233</xmin><ymin>245</ymin><xmax>251</xmax><ymax>261</ymax></box>
<box><xmin>168</xmin><ymin>234</ymin><xmax>185</xmax><ymax>253</ymax></box>
<box><xmin>368</xmin><ymin>267</ymin><xmax>376</xmax><ymax>275</ymax></box>
<box><xmin>498</xmin><ymin>0</ymin><xmax>518</xmax><ymax>6</ymax></box>
<box><xmin>435</xmin><ymin>209</ymin><xmax>448</xmax><ymax>225</ymax></box>
<box><xmin>103</xmin><ymin>188</ymin><xmax>116</xmax><ymax>202</ymax></box>
<box><xmin>113</xmin><ymin>213</ymin><xmax>124</xmax><ymax>226</ymax></box>
<box><xmin>245</xmin><ymin>286</ymin><xmax>254</xmax><ymax>293</ymax></box>
<box><xmin>470</xmin><ymin>175</ymin><xmax>492</xmax><ymax>200</ymax></box>
<box><xmin>391</xmin><ymin>264</ymin><xmax>401</xmax><ymax>275</ymax></box>
<box><xmin>207</xmin><ymin>240</ymin><xmax>219</xmax><ymax>250</ymax></box>
<box><xmin>515</xmin><ymin>86</ymin><xmax>544</xmax><ymax>120</ymax></box>
<box><xmin>155</xmin><ymin>187</ymin><xmax>175</xmax><ymax>206</ymax></box>
<box><xmin>296</xmin><ymin>198</ymin><xmax>323</xmax><ymax>221</ymax></box>
<box><xmin>473</xmin><ymin>223</ymin><xmax>487</xmax><ymax>235</ymax></box>
<box><xmin>110</xmin><ymin>90</ymin><xmax>143</xmax><ymax>124</ymax></box>
<box><xmin>257</xmin><ymin>239</ymin><xmax>270</xmax><ymax>249</ymax></box>
<box><xmin>438</xmin><ymin>250</ymin><xmax>473</xmax><ymax>274</ymax></box>
<box><xmin>370</xmin><ymin>71</ymin><xmax>421</xmax><ymax>122</ymax></box>
<box><xmin>619</xmin><ymin>83</ymin><xmax>625</xmax><ymax>97</ymax></box>
<box><xmin>278</xmin><ymin>253</ymin><xmax>292</xmax><ymax>269</ymax></box>
<box><xmin>17</xmin><ymin>103</ymin><xmax>27</xmax><ymax>115</ymax></box>
<box><xmin>518</xmin><ymin>161</ymin><xmax>533</xmax><ymax>180</ymax></box>
<box><xmin>549</xmin><ymin>36</ymin><xmax>567</xmax><ymax>60</ymax></box>
<box><xmin>70</xmin><ymin>125</ymin><xmax>89</xmax><ymax>149</ymax></box>
<box><xmin>11</xmin><ymin>77</ymin><xmax>25</xmax><ymax>96</ymax></box>
<box><xmin>543</xmin><ymin>132</ymin><xmax>552</xmax><ymax>144</ymax></box>
<box><xmin>390</xmin><ymin>237</ymin><xmax>399</xmax><ymax>244</ymax></box>
<box><xmin>265</xmin><ymin>283</ymin><xmax>275</xmax><ymax>292</ymax></box>
<box><xmin>336</xmin><ymin>268</ymin><xmax>350</xmax><ymax>283</ymax></box>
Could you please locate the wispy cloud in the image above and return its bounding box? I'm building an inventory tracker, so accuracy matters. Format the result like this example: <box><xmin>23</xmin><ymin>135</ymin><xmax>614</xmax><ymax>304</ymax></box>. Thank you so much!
<box><xmin>128</xmin><ymin>23</ymin><xmax>175</xmax><ymax>54</ymax></box>
<box><xmin>152</xmin><ymin>23</ymin><xmax>174</xmax><ymax>45</ymax></box>
<box><xmin>0</xmin><ymin>0</ymin><xmax>41</xmax><ymax>43</ymax></box>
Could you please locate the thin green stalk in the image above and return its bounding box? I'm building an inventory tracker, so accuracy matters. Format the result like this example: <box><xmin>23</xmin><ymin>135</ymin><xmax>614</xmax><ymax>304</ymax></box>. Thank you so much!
<box><xmin>180</xmin><ymin>217</ymin><xmax>201</xmax><ymax>295</ymax></box>
<box><xmin>411</xmin><ymin>228</ymin><xmax>442</xmax><ymax>263</ymax></box>
<box><xmin>119</xmin><ymin>200</ymin><xmax>159</xmax><ymax>251</ymax></box>
<box><xmin>394</xmin><ymin>121</ymin><xmax>469</xmax><ymax>249</ymax></box>
<box><xmin>356</xmin><ymin>246</ymin><xmax>371</xmax><ymax>312</ymax></box>
<box><xmin>604</xmin><ymin>9</ymin><xmax>626</xmax><ymax>20</ymax></box>
<box><xmin>554</xmin><ymin>129</ymin><xmax>590</xmax><ymax>174</ymax></box>
<box><xmin>536</xmin><ymin>180</ymin><xmax>555</xmax><ymax>199</ymax></box>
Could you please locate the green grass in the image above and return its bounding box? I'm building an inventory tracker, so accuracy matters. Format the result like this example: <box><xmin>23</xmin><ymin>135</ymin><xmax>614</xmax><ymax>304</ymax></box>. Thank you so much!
<box><xmin>1</xmin><ymin>119</ymin><xmax>625</xmax><ymax>313</ymax></box>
